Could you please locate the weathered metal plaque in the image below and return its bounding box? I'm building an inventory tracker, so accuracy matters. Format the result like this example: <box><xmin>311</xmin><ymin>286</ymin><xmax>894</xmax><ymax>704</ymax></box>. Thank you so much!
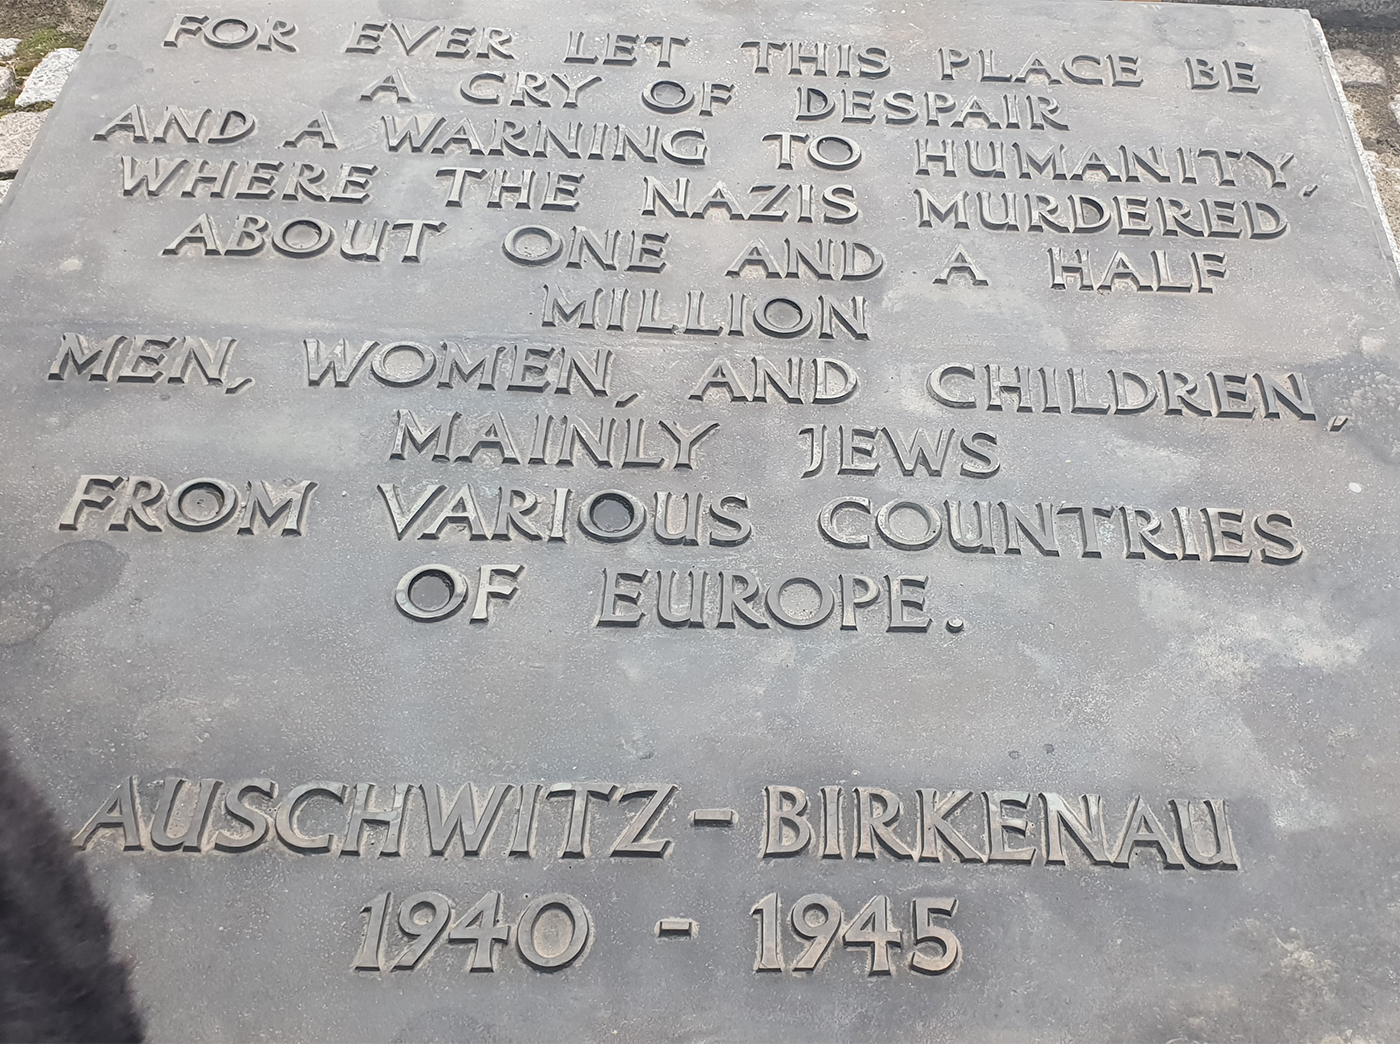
<box><xmin>1</xmin><ymin>0</ymin><xmax>1397</xmax><ymax>1038</ymax></box>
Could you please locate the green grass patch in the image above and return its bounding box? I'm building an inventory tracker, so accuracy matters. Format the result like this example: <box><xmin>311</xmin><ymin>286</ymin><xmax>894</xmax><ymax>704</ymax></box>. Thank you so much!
<box><xmin>0</xmin><ymin>26</ymin><xmax>82</xmax><ymax>117</ymax></box>
<box><xmin>14</xmin><ymin>27</ymin><xmax>82</xmax><ymax>80</ymax></box>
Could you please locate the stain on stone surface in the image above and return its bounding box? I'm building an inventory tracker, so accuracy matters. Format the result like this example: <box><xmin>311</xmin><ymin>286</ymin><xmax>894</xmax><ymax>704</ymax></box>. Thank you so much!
<box><xmin>0</xmin><ymin>541</ymin><xmax>125</xmax><ymax>645</ymax></box>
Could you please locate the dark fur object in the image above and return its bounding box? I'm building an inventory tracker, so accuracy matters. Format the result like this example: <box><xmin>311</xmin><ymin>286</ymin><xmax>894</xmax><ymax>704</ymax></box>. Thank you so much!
<box><xmin>0</xmin><ymin>742</ymin><xmax>143</xmax><ymax>1042</ymax></box>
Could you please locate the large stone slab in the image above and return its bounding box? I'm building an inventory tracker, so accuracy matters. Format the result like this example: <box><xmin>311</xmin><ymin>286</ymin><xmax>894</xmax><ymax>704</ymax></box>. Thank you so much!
<box><xmin>0</xmin><ymin>1</ymin><xmax>1398</xmax><ymax>1040</ymax></box>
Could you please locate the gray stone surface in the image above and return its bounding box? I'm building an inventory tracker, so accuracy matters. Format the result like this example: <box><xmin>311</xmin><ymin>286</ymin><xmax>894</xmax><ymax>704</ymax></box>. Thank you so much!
<box><xmin>1332</xmin><ymin>47</ymin><xmax>1389</xmax><ymax>85</ymax></box>
<box><xmin>0</xmin><ymin>111</ymin><xmax>45</xmax><ymax>176</ymax></box>
<box><xmin>0</xmin><ymin>66</ymin><xmax>17</xmax><ymax>98</ymax></box>
<box><xmin>14</xmin><ymin>47</ymin><xmax>78</xmax><ymax>108</ymax></box>
<box><xmin>2</xmin><ymin>1</ymin><xmax>1400</xmax><ymax>1041</ymax></box>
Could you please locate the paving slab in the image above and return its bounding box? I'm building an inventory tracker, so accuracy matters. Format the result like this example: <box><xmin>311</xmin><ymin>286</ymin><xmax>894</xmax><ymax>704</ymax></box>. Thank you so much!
<box><xmin>0</xmin><ymin>111</ymin><xmax>45</xmax><ymax>176</ymax></box>
<box><xmin>1332</xmin><ymin>47</ymin><xmax>1389</xmax><ymax>85</ymax></box>
<box><xmin>14</xmin><ymin>47</ymin><xmax>78</xmax><ymax>108</ymax></box>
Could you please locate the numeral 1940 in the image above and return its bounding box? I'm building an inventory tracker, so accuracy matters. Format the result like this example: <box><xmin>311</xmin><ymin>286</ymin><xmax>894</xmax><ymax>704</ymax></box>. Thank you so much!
<box><xmin>354</xmin><ymin>890</ymin><xmax>592</xmax><ymax>974</ymax></box>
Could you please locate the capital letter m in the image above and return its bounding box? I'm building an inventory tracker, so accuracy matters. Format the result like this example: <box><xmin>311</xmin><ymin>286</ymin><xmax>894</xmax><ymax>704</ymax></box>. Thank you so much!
<box><xmin>49</xmin><ymin>333</ymin><xmax>125</xmax><ymax>381</ymax></box>
<box><xmin>239</xmin><ymin>481</ymin><xmax>317</xmax><ymax>535</ymax></box>
<box><xmin>540</xmin><ymin>285</ymin><xmax>599</xmax><ymax>329</ymax></box>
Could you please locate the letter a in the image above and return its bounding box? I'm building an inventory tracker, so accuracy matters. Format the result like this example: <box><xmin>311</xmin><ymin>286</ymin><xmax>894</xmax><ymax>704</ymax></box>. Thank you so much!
<box><xmin>162</xmin><ymin>213</ymin><xmax>223</xmax><ymax>256</ymax></box>
<box><xmin>72</xmin><ymin>777</ymin><xmax>144</xmax><ymax>850</ymax></box>
<box><xmin>932</xmin><ymin>246</ymin><xmax>989</xmax><ymax>286</ymax></box>
<box><xmin>283</xmin><ymin>111</ymin><xmax>338</xmax><ymax>149</ymax></box>
<box><xmin>360</xmin><ymin>69</ymin><xmax>415</xmax><ymax>103</ymax></box>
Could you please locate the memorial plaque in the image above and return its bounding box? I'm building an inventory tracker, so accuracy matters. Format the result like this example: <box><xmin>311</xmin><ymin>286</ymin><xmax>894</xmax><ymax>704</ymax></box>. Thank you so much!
<box><xmin>1</xmin><ymin>0</ymin><xmax>1397</xmax><ymax>1038</ymax></box>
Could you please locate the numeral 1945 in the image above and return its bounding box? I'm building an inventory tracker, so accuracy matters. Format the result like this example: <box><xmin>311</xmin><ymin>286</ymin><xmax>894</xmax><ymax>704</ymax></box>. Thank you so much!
<box><xmin>751</xmin><ymin>892</ymin><xmax>959</xmax><ymax>976</ymax></box>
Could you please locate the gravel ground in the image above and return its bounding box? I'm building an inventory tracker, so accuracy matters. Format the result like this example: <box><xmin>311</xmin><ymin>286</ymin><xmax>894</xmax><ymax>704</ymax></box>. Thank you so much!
<box><xmin>1326</xmin><ymin>28</ymin><xmax>1400</xmax><ymax>235</ymax></box>
<box><xmin>0</xmin><ymin>1</ymin><xmax>101</xmax><ymax>41</ymax></box>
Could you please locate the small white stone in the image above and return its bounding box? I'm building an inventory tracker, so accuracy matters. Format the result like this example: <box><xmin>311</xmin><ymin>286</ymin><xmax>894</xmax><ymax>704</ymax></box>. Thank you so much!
<box><xmin>0</xmin><ymin>111</ymin><xmax>46</xmax><ymax>175</ymax></box>
<box><xmin>1349</xmin><ymin>482</ymin><xmax>1364</xmax><ymax>493</ymax></box>
<box><xmin>0</xmin><ymin>40</ymin><xmax>19</xmax><ymax>59</ymax></box>
<box><xmin>1390</xmin><ymin>94</ymin><xmax>1400</xmax><ymax>129</ymax></box>
<box><xmin>0</xmin><ymin>67</ymin><xmax>14</xmax><ymax>96</ymax></box>
<box><xmin>15</xmin><ymin>48</ymin><xmax>79</xmax><ymax>108</ymax></box>
<box><xmin>1332</xmin><ymin>50</ymin><xmax>1388</xmax><ymax>87</ymax></box>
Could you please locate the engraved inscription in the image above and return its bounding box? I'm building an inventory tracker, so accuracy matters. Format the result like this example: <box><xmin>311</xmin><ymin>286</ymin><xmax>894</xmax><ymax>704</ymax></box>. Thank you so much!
<box><xmin>59</xmin><ymin>476</ymin><xmax>317</xmax><ymax>535</ymax></box>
